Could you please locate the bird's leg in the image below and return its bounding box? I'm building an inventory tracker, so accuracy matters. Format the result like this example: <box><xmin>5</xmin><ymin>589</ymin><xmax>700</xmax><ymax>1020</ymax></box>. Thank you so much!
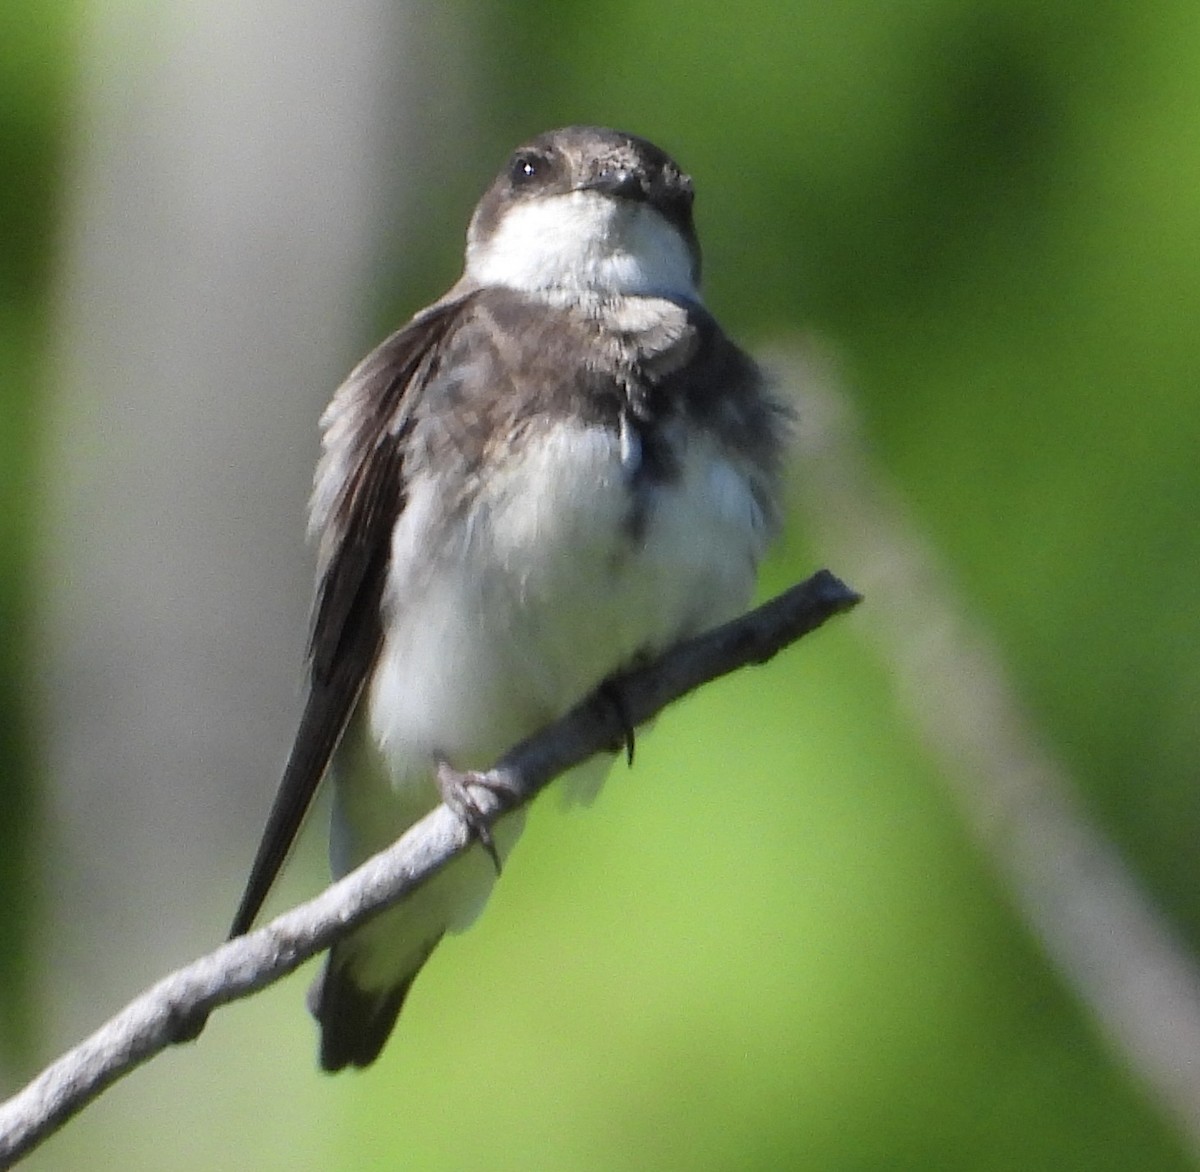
<box><xmin>435</xmin><ymin>760</ymin><xmax>521</xmax><ymax>876</ymax></box>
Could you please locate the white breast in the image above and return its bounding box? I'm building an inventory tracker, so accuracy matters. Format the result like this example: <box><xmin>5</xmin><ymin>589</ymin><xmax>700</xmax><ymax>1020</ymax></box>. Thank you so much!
<box><xmin>365</xmin><ymin>420</ymin><xmax>767</xmax><ymax>796</ymax></box>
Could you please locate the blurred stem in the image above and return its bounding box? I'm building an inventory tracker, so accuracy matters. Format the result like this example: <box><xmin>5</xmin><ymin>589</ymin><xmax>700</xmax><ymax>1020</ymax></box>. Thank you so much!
<box><xmin>778</xmin><ymin>337</ymin><xmax>1200</xmax><ymax>1162</ymax></box>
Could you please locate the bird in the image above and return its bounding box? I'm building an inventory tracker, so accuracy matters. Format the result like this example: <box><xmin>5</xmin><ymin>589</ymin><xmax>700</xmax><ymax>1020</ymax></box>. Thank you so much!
<box><xmin>228</xmin><ymin>125</ymin><xmax>788</xmax><ymax>1072</ymax></box>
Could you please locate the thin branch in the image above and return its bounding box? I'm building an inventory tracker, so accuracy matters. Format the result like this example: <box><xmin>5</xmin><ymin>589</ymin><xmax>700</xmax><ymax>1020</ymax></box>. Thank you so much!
<box><xmin>0</xmin><ymin>570</ymin><xmax>859</xmax><ymax>1169</ymax></box>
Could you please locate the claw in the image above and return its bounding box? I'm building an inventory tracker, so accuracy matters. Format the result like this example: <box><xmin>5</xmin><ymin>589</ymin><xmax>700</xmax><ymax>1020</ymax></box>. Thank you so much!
<box><xmin>435</xmin><ymin>761</ymin><xmax>519</xmax><ymax>875</ymax></box>
<box><xmin>599</xmin><ymin>681</ymin><xmax>636</xmax><ymax>766</ymax></box>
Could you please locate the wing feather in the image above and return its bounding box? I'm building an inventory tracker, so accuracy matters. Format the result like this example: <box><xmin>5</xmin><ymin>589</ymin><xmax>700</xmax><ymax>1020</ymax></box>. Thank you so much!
<box><xmin>228</xmin><ymin>299</ymin><xmax>463</xmax><ymax>938</ymax></box>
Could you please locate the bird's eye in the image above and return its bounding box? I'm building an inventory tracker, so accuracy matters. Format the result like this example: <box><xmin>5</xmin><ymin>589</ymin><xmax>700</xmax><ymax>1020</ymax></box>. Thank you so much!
<box><xmin>510</xmin><ymin>152</ymin><xmax>547</xmax><ymax>185</ymax></box>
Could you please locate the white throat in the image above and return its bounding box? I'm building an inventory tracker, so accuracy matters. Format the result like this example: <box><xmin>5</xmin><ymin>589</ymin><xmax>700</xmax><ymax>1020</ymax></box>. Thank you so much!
<box><xmin>465</xmin><ymin>191</ymin><xmax>700</xmax><ymax>301</ymax></box>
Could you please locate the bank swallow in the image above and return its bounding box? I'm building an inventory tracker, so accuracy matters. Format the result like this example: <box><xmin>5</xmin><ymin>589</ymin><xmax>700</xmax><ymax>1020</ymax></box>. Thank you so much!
<box><xmin>229</xmin><ymin>126</ymin><xmax>787</xmax><ymax>1071</ymax></box>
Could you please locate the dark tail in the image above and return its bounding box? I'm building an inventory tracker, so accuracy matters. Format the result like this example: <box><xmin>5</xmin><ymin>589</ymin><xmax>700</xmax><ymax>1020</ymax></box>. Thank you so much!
<box><xmin>307</xmin><ymin>934</ymin><xmax>443</xmax><ymax>1072</ymax></box>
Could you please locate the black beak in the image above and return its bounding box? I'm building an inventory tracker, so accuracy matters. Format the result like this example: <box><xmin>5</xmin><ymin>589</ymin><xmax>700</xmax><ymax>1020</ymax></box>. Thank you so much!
<box><xmin>580</xmin><ymin>169</ymin><xmax>646</xmax><ymax>201</ymax></box>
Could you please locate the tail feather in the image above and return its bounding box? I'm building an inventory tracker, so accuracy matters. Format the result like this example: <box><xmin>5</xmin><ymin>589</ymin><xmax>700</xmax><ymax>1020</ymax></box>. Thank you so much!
<box><xmin>309</xmin><ymin>935</ymin><xmax>442</xmax><ymax>1072</ymax></box>
<box><xmin>310</xmin><ymin>809</ymin><xmax>527</xmax><ymax>1070</ymax></box>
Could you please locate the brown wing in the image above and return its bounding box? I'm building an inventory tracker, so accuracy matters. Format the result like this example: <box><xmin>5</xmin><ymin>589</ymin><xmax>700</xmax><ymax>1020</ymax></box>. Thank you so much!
<box><xmin>228</xmin><ymin>299</ymin><xmax>463</xmax><ymax>939</ymax></box>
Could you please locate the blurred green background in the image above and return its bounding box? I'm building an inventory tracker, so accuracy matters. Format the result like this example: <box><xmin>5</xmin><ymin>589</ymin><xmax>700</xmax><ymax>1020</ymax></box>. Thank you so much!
<box><xmin>3</xmin><ymin>1</ymin><xmax>1200</xmax><ymax>1169</ymax></box>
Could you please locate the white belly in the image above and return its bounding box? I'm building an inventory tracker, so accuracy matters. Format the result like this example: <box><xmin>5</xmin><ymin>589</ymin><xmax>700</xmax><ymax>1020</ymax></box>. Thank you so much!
<box><xmin>372</xmin><ymin>421</ymin><xmax>764</xmax><ymax>771</ymax></box>
<box><xmin>330</xmin><ymin>419</ymin><xmax>767</xmax><ymax>987</ymax></box>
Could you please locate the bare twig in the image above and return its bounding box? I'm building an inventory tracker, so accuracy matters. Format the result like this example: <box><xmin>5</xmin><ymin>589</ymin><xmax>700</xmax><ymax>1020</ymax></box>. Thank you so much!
<box><xmin>0</xmin><ymin>571</ymin><xmax>859</xmax><ymax>1169</ymax></box>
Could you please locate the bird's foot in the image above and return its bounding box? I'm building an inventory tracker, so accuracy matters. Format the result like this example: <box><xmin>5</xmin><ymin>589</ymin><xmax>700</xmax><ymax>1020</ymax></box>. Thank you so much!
<box><xmin>435</xmin><ymin>761</ymin><xmax>521</xmax><ymax>876</ymax></box>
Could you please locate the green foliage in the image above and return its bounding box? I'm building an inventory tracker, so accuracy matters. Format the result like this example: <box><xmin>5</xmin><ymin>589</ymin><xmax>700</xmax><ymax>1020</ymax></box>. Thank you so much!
<box><xmin>0</xmin><ymin>0</ymin><xmax>77</xmax><ymax>1062</ymax></box>
<box><xmin>9</xmin><ymin>1</ymin><xmax>1200</xmax><ymax>1167</ymax></box>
